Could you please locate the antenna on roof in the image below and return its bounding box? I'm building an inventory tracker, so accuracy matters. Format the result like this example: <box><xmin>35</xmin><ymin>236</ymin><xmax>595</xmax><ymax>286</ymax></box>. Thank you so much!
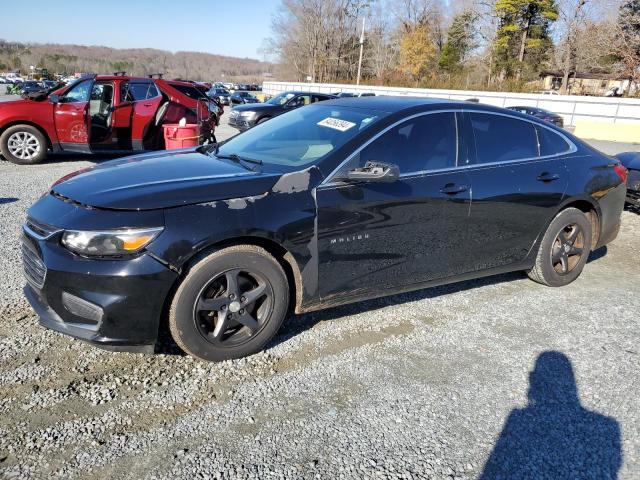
<box><xmin>113</xmin><ymin>71</ymin><xmax>126</xmax><ymax>76</ymax></box>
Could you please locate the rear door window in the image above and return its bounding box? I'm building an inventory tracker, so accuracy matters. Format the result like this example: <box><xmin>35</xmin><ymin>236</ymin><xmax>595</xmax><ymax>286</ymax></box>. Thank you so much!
<box><xmin>128</xmin><ymin>82</ymin><xmax>153</xmax><ymax>101</ymax></box>
<box><xmin>469</xmin><ymin>113</ymin><xmax>538</xmax><ymax>164</ymax></box>
<box><xmin>146</xmin><ymin>83</ymin><xmax>160</xmax><ymax>99</ymax></box>
<box><xmin>536</xmin><ymin>126</ymin><xmax>571</xmax><ymax>156</ymax></box>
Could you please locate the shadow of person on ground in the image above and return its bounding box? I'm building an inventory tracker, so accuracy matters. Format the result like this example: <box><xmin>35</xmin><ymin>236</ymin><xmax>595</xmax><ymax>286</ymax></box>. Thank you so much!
<box><xmin>480</xmin><ymin>351</ymin><xmax>621</xmax><ymax>480</ymax></box>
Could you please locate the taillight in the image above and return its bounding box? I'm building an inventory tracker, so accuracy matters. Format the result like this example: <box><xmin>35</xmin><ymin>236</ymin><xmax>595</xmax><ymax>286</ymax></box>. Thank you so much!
<box><xmin>614</xmin><ymin>164</ymin><xmax>628</xmax><ymax>183</ymax></box>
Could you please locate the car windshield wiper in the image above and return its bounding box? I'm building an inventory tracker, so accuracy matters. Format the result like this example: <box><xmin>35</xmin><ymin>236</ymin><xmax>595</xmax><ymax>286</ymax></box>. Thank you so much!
<box><xmin>200</xmin><ymin>143</ymin><xmax>263</xmax><ymax>167</ymax></box>
<box><xmin>214</xmin><ymin>152</ymin><xmax>263</xmax><ymax>168</ymax></box>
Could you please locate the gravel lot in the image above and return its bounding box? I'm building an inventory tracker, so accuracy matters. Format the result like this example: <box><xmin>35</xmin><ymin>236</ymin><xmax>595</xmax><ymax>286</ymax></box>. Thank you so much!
<box><xmin>0</xmin><ymin>98</ymin><xmax>639</xmax><ymax>479</ymax></box>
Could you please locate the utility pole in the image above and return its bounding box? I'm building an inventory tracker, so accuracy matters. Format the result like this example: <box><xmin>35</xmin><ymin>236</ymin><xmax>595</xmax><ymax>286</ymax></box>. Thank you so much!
<box><xmin>356</xmin><ymin>17</ymin><xmax>365</xmax><ymax>86</ymax></box>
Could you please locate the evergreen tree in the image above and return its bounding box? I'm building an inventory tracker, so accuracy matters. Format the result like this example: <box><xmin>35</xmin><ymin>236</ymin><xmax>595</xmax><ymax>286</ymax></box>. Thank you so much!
<box><xmin>438</xmin><ymin>10</ymin><xmax>478</xmax><ymax>73</ymax></box>
<box><xmin>492</xmin><ymin>0</ymin><xmax>559</xmax><ymax>81</ymax></box>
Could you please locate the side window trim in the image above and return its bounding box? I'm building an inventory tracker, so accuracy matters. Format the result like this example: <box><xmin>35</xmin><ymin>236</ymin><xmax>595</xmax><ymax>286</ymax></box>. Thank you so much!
<box><xmin>321</xmin><ymin>109</ymin><xmax>464</xmax><ymax>186</ymax></box>
<box><xmin>464</xmin><ymin>110</ymin><xmax>577</xmax><ymax>168</ymax></box>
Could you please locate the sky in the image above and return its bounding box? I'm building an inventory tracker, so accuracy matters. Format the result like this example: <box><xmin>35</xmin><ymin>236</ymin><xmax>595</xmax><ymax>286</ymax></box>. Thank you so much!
<box><xmin>0</xmin><ymin>0</ymin><xmax>281</xmax><ymax>60</ymax></box>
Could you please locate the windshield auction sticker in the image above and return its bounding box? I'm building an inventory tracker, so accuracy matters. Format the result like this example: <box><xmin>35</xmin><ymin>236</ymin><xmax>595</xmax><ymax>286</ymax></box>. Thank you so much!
<box><xmin>317</xmin><ymin>117</ymin><xmax>356</xmax><ymax>132</ymax></box>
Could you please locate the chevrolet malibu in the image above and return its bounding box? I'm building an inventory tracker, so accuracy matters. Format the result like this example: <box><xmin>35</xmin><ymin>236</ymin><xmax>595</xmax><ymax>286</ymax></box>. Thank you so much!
<box><xmin>22</xmin><ymin>97</ymin><xmax>627</xmax><ymax>361</ymax></box>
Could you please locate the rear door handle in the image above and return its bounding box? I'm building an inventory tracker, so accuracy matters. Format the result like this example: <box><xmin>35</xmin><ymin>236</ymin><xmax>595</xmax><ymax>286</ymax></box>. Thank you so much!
<box><xmin>440</xmin><ymin>183</ymin><xmax>469</xmax><ymax>195</ymax></box>
<box><xmin>537</xmin><ymin>172</ymin><xmax>560</xmax><ymax>182</ymax></box>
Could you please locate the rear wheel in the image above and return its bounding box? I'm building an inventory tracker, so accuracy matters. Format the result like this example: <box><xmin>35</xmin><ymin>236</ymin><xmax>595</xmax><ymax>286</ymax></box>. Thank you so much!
<box><xmin>169</xmin><ymin>245</ymin><xmax>289</xmax><ymax>362</ymax></box>
<box><xmin>0</xmin><ymin>125</ymin><xmax>48</xmax><ymax>165</ymax></box>
<box><xmin>528</xmin><ymin>208</ymin><xmax>592</xmax><ymax>287</ymax></box>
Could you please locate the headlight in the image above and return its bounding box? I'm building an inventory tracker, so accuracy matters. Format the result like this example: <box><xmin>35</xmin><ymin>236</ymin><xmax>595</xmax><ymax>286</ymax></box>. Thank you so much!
<box><xmin>239</xmin><ymin>111</ymin><xmax>256</xmax><ymax>118</ymax></box>
<box><xmin>61</xmin><ymin>227</ymin><xmax>163</xmax><ymax>256</ymax></box>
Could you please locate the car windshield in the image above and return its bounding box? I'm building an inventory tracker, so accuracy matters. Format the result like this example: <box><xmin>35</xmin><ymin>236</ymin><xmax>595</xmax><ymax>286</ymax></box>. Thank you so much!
<box><xmin>215</xmin><ymin>104</ymin><xmax>384</xmax><ymax>169</ymax></box>
<box><xmin>266</xmin><ymin>92</ymin><xmax>296</xmax><ymax>105</ymax></box>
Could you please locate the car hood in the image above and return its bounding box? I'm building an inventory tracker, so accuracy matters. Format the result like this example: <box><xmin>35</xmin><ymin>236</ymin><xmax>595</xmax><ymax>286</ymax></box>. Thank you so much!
<box><xmin>233</xmin><ymin>103</ymin><xmax>279</xmax><ymax>113</ymax></box>
<box><xmin>51</xmin><ymin>149</ymin><xmax>282</xmax><ymax>210</ymax></box>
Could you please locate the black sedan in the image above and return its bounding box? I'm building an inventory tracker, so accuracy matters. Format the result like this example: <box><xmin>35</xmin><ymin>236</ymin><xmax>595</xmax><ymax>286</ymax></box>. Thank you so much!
<box><xmin>230</xmin><ymin>91</ymin><xmax>260</xmax><ymax>106</ymax></box>
<box><xmin>507</xmin><ymin>106</ymin><xmax>565</xmax><ymax>127</ymax></box>
<box><xmin>616</xmin><ymin>152</ymin><xmax>640</xmax><ymax>207</ymax></box>
<box><xmin>228</xmin><ymin>91</ymin><xmax>336</xmax><ymax>131</ymax></box>
<box><xmin>23</xmin><ymin>97</ymin><xmax>626</xmax><ymax>362</ymax></box>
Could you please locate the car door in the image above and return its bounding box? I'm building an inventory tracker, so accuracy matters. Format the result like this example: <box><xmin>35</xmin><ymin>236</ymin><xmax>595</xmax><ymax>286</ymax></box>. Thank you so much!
<box><xmin>130</xmin><ymin>82</ymin><xmax>163</xmax><ymax>150</ymax></box>
<box><xmin>112</xmin><ymin>81</ymin><xmax>162</xmax><ymax>151</ymax></box>
<box><xmin>88</xmin><ymin>81</ymin><xmax>116</xmax><ymax>151</ymax></box>
<box><xmin>53</xmin><ymin>78</ymin><xmax>93</xmax><ymax>152</ymax></box>
<box><xmin>315</xmin><ymin>111</ymin><xmax>472</xmax><ymax>300</ymax></box>
<box><xmin>462</xmin><ymin>111</ymin><xmax>571</xmax><ymax>272</ymax></box>
<box><xmin>111</xmin><ymin>80</ymin><xmax>135</xmax><ymax>149</ymax></box>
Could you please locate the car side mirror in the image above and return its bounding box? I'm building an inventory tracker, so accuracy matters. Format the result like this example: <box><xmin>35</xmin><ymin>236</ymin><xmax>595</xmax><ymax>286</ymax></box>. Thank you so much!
<box><xmin>346</xmin><ymin>161</ymin><xmax>399</xmax><ymax>183</ymax></box>
<box><xmin>49</xmin><ymin>94</ymin><xmax>59</xmax><ymax>104</ymax></box>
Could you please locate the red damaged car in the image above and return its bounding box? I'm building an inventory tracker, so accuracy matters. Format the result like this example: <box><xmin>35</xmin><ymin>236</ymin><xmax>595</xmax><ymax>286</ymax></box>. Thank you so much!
<box><xmin>0</xmin><ymin>74</ymin><xmax>218</xmax><ymax>164</ymax></box>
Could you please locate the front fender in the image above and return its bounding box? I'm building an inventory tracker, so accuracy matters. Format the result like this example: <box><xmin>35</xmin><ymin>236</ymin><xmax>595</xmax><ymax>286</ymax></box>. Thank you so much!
<box><xmin>146</xmin><ymin>167</ymin><xmax>324</xmax><ymax>306</ymax></box>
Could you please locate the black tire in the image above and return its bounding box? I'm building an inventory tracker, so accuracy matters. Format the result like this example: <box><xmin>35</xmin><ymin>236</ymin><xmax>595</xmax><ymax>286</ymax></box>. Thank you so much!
<box><xmin>528</xmin><ymin>208</ymin><xmax>592</xmax><ymax>287</ymax></box>
<box><xmin>0</xmin><ymin>125</ymin><xmax>48</xmax><ymax>165</ymax></box>
<box><xmin>169</xmin><ymin>245</ymin><xmax>289</xmax><ymax>362</ymax></box>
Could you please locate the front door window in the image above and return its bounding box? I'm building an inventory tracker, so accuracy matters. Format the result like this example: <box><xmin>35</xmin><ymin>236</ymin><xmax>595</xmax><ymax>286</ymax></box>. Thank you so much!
<box><xmin>61</xmin><ymin>80</ymin><xmax>92</xmax><ymax>103</ymax></box>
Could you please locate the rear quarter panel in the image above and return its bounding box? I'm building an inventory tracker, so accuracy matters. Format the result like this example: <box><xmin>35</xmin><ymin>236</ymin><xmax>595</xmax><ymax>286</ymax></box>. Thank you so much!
<box><xmin>563</xmin><ymin>151</ymin><xmax>626</xmax><ymax>248</ymax></box>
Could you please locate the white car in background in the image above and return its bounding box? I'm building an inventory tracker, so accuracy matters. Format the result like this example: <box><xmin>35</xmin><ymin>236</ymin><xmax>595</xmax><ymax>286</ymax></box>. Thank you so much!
<box><xmin>4</xmin><ymin>74</ymin><xmax>24</xmax><ymax>84</ymax></box>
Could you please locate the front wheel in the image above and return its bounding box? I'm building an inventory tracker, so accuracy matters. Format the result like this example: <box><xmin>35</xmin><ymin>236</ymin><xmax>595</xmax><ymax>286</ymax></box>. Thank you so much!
<box><xmin>0</xmin><ymin>125</ymin><xmax>48</xmax><ymax>165</ymax></box>
<box><xmin>169</xmin><ymin>245</ymin><xmax>289</xmax><ymax>362</ymax></box>
<box><xmin>528</xmin><ymin>208</ymin><xmax>592</xmax><ymax>287</ymax></box>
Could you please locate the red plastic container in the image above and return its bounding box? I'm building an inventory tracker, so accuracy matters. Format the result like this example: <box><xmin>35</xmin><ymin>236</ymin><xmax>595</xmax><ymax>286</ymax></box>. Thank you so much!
<box><xmin>163</xmin><ymin>124</ymin><xmax>200</xmax><ymax>149</ymax></box>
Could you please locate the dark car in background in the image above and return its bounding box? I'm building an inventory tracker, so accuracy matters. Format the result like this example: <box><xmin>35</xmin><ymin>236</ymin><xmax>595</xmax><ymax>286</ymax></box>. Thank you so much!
<box><xmin>23</xmin><ymin>97</ymin><xmax>626</xmax><ymax>362</ymax></box>
<box><xmin>18</xmin><ymin>81</ymin><xmax>45</xmax><ymax>95</ymax></box>
<box><xmin>616</xmin><ymin>152</ymin><xmax>640</xmax><ymax>207</ymax></box>
<box><xmin>228</xmin><ymin>91</ymin><xmax>336</xmax><ymax>131</ymax></box>
<box><xmin>209</xmin><ymin>87</ymin><xmax>231</xmax><ymax>105</ymax></box>
<box><xmin>230</xmin><ymin>91</ymin><xmax>260</xmax><ymax>105</ymax></box>
<box><xmin>507</xmin><ymin>106</ymin><xmax>565</xmax><ymax>127</ymax></box>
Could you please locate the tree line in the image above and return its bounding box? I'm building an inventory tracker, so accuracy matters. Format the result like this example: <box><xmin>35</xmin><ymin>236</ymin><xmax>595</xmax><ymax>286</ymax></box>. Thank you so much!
<box><xmin>0</xmin><ymin>41</ymin><xmax>272</xmax><ymax>82</ymax></box>
<box><xmin>265</xmin><ymin>0</ymin><xmax>640</xmax><ymax>95</ymax></box>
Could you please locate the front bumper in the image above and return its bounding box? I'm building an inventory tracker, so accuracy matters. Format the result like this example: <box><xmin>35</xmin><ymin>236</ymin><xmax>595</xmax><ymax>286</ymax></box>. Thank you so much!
<box><xmin>626</xmin><ymin>169</ymin><xmax>640</xmax><ymax>206</ymax></box>
<box><xmin>22</xmin><ymin>229</ymin><xmax>178</xmax><ymax>352</ymax></box>
<box><xmin>228</xmin><ymin>113</ymin><xmax>254</xmax><ymax>131</ymax></box>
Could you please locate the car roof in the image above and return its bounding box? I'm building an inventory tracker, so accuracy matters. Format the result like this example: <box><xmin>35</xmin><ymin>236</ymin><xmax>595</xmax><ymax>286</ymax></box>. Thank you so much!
<box><xmin>321</xmin><ymin>95</ymin><xmax>473</xmax><ymax>113</ymax></box>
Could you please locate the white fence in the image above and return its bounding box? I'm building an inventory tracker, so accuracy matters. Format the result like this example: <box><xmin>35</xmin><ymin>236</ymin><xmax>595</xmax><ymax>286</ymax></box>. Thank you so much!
<box><xmin>263</xmin><ymin>81</ymin><xmax>640</xmax><ymax>127</ymax></box>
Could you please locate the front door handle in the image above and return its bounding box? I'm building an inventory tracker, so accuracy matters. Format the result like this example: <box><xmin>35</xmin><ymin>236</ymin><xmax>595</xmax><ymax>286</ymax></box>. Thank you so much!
<box><xmin>440</xmin><ymin>183</ymin><xmax>469</xmax><ymax>195</ymax></box>
<box><xmin>537</xmin><ymin>172</ymin><xmax>560</xmax><ymax>182</ymax></box>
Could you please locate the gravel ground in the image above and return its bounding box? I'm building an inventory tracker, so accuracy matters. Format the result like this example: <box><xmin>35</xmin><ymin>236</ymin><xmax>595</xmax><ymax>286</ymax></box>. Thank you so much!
<box><xmin>0</xmin><ymin>106</ymin><xmax>639</xmax><ymax>479</ymax></box>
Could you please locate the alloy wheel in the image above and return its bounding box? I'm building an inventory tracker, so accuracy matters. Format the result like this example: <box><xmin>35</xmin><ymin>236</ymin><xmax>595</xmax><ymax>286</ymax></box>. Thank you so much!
<box><xmin>193</xmin><ymin>268</ymin><xmax>272</xmax><ymax>347</ymax></box>
<box><xmin>7</xmin><ymin>131</ymin><xmax>40</xmax><ymax>160</ymax></box>
<box><xmin>551</xmin><ymin>223</ymin><xmax>585</xmax><ymax>275</ymax></box>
